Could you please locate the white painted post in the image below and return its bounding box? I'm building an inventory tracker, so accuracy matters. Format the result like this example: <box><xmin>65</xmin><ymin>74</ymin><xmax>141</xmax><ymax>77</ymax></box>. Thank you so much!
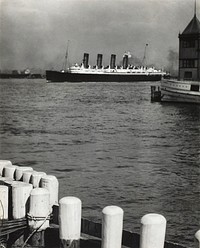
<box><xmin>23</xmin><ymin>170</ymin><xmax>34</xmax><ymax>183</ymax></box>
<box><xmin>41</xmin><ymin>175</ymin><xmax>59</xmax><ymax>208</ymax></box>
<box><xmin>12</xmin><ymin>182</ymin><xmax>33</xmax><ymax>219</ymax></box>
<box><xmin>195</xmin><ymin>230</ymin><xmax>200</xmax><ymax>248</ymax></box>
<box><xmin>3</xmin><ymin>165</ymin><xmax>19</xmax><ymax>179</ymax></box>
<box><xmin>27</xmin><ymin>188</ymin><xmax>50</xmax><ymax>247</ymax></box>
<box><xmin>0</xmin><ymin>185</ymin><xmax>8</xmax><ymax>219</ymax></box>
<box><xmin>59</xmin><ymin>197</ymin><xmax>82</xmax><ymax>248</ymax></box>
<box><xmin>15</xmin><ymin>167</ymin><xmax>33</xmax><ymax>181</ymax></box>
<box><xmin>28</xmin><ymin>188</ymin><xmax>50</xmax><ymax>231</ymax></box>
<box><xmin>140</xmin><ymin>213</ymin><xmax>167</xmax><ymax>248</ymax></box>
<box><xmin>30</xmin><ymin>171</ymin><xmax>46</xmax><ymax>188</ymax></box>
<box><xmin>0</xmin><ymin>176</ymin><xmax>13</xmax><ymax>183</ymax></box>
<box><xmin>102</xmin><ymin>205</ymin><xmax>124</xmax><ymax>248</ymax></box>
<box><xmin>0</xmin><ymin>160</ymin><xmax>12</xmax><ymax>176</ymax></box>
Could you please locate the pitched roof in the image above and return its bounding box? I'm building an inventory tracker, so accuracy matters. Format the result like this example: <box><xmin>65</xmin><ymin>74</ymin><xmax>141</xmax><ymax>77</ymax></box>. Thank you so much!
<box><xmin>182</xmin><ymin>15</ymin><xmax>200</xmax><ymax>35</ymax></box>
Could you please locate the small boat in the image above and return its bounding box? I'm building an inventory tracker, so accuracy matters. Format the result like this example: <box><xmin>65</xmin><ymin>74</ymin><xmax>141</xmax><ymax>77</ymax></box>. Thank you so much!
<box><xmin>161</xmin><ymin>79</ymin><xmax>200</xmax><ymax>103</ymax></box>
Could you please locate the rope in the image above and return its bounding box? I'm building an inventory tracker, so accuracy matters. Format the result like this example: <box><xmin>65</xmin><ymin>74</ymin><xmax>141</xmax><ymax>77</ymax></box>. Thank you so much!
<box><xmin>26</xmin><ymin>213</ymin><xmax>52</xmax><ymax>221</ymax></box>
<box><xmin>22</xmin><ymin>213</ymin><xmax>51</xmax><ymax>248</ymax></box>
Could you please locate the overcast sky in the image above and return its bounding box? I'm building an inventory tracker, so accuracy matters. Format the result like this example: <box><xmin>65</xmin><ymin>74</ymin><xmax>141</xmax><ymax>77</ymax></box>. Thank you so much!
<box><xmin>0</xmin><ymin>0</ymin><xmax>199</xmax><ymax>71</ymax></box>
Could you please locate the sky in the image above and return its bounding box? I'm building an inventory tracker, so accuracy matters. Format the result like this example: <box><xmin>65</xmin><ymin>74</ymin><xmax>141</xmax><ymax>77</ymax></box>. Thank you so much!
<box><xmin>0</xmin><ymin>0</ymin><xmax>199</xmax><ymax>71</ymax></box>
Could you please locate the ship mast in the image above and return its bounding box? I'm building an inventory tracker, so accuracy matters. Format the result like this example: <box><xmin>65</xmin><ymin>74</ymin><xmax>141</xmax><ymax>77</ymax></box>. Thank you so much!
<box><xmin>62</xmin><ymin>40</ymin><xmax>70</xmax><ymax>71</ymax></box>
<box><xmin>142</xmin><ymin>43</ymin><xmax>148</xmax><ymax>67</ymax></box>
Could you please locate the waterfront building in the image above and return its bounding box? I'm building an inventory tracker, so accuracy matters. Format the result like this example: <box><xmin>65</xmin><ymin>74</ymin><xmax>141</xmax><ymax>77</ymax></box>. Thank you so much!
<box><xmin>178</xmin><ymin>10</ymin><xmax>200</xmax><ymax>80</ymax></box>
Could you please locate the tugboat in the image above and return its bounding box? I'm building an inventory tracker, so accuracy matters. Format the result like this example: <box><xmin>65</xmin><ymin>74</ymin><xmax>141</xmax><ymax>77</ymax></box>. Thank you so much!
<box><xmin>160</xmin><ymin>3</ymin><xmax>200</xmax><ymax>104</ymax></box>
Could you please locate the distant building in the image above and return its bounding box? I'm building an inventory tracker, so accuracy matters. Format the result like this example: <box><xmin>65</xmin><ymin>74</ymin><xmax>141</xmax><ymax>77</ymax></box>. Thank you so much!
<box><xmin>178</xmin><ymin>12</ymin><xmax>200</xmax><ymax>80</ymax></box>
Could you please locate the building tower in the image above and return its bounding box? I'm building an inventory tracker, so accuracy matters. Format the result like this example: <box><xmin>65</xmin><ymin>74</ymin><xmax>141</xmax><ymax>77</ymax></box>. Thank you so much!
<box><xmin>178</xmin><ymin>6</ymin><xmax>200</xmax><ymax>81</ymax></box>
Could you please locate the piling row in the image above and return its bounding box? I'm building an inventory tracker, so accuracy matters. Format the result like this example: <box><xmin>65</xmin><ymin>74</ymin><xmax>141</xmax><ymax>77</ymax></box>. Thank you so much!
<box><xmin>0</xmin><ymin>159</ymin><xmax>199</xmax><ymax>248</ymax></box>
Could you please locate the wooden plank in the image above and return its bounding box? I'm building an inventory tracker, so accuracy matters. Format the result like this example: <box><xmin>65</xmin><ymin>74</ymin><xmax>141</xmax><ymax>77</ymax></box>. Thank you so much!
<box><xmin>81</xmin><ymin>219</ymin><xmax>101</xmax><ymax>239</ymax></box>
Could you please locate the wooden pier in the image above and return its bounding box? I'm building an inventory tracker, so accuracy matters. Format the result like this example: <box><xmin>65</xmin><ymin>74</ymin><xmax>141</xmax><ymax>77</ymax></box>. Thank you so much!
<box><xmin>151</xmin><ymin>86</ymin><xmax>162</xmax><ymax>102</ymax></box>
<box><xmin>0</xmin><ymin>160</ymin><xmax>199</xmax><ymax>248</ymax></box>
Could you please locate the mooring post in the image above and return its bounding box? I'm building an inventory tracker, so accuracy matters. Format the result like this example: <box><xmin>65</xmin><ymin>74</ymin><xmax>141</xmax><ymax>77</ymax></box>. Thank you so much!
<box><xmin>0</xmin><ymin>185</ymin><xmax>8</xmax><ymax>219</ymax></box>
<box><xmin>23</xmin><ymin>170</ymin><xmax>34</xmax><ymax>183</ymax></box>
<box><xmin>27</xmin><ymin>188</ymin><xmax>50</xmax><ymax>247</ymax></box>
<box><xmin>140</xmin><ymin>213</ymin><xmax>167</xmax><ymax>248</ymax></box>
<box><xmin>195</xmin><ymin>230</ymin><xmax>200</xmax><ymax>248</ymax></box>
<box><xmin>15</xmin><ymin>167</ymin><xmax>33</xmax><ymax>181</ymax></box>
<box><xmin>59</xmin><ymin>197</ymin><xmax>82</xmax><ymax>248</ymax></box>
<box><xmin>102</xmin><ymin>205</ymin><xmax>124</xmax><ymax>248</ymax></box>
<box><xmin>0</xmin><ymin>160</ymin><xmax>12</xmax><ymax>176</ymax></box>
<box><xmin>30</xmin><ymin>171</ymin><xmax>47</xmax><ymax>188</ymax></box>
<box><xmin>41</xmin><ymin>175</ymin><xmax>59</xmax><ymax>208</ymax></box>
<box><xmin>12</xmin><ymin>182</ymin><xmax>33</xmax><ymax>219</ymax></box>
<box><xmin>3</xmin><ymin>165</ymin><xmax>18</xmax><ymax>179</ymax></box>
<box><xmin>0</xmin><ymin>185</ymin><xmax>8</xmax><ymax>248</ymax></box>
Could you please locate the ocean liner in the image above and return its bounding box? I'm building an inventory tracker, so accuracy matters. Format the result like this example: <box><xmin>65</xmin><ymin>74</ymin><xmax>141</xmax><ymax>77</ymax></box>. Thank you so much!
<box><xmin>46</xmin><ymin>52</ymin><xmax>166</xmax><ymax>83</ymax></box>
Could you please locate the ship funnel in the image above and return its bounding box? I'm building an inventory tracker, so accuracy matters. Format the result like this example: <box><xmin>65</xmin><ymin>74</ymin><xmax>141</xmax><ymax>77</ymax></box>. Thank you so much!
<box><xmin>83</xmin><ymin>53</ymin><xmax>89</xmax><ymax>68</ymax></box>
<box><xmin>122</xmin><ymin>55</ymin><xmax>128</xmax><ymax>69</ymax></box>
<box><xmin>110</xmin><ymin>54</ymin><xmax>116</xmax><ymax>69</ymax></box>
<box><xmin>97</xmin><ymin>54</ymin><xmax>103</xmax><ymax>69</ymax></box>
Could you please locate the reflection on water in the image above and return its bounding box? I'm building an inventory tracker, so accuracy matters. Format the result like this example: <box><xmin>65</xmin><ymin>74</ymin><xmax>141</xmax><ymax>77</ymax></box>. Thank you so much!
<box><xmin>0</xmin><ymin>79</ymin><xmax>199</xmax><ymax>246</ymax></box>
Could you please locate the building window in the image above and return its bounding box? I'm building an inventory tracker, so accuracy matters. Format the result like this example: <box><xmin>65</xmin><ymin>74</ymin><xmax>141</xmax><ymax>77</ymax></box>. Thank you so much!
<box><xmin>182</xmin><ymin>40</ymin><xmax>195</xmax><ymax>48</ymax></box>
<box><xmin>190</xmin><ymin>84</ymin><xmax>199</xmax><ymax>91</ymax></box>
<box><xmin>181</xmin><ymin>59</ymin><xmax>196</xmax><ymax>68</ymax></box>
<box><xmin>184</xmin><ymin>71</ymin><xmax>192</xmax><ymax>79</ymax></box>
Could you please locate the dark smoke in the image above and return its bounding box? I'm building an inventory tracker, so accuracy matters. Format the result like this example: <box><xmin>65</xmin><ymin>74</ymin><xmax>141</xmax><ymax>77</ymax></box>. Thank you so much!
<box><xmin>166</xmin><ymin>49</ymin><xmax>179</xmax><ymax>76</ymax></box>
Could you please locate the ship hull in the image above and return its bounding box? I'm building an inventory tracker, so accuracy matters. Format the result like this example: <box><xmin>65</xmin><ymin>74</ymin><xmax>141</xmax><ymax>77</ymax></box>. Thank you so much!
<box><xmin>0</xmin><ymin>73</ymin><xmax>30</xmax><ymax>79</ymax></box>
<box><xmin>161</xmin><ymin>79</ymin><xmax>200</xmax><ymax>104</ymax></box>
<box><xmin>46</xmin><ymin>70</ymin><xmax>162</xmax><ymax>82</ymax></box>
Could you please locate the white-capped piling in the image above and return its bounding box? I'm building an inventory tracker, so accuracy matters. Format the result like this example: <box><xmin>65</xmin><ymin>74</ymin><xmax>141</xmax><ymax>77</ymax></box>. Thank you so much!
<box><xmin>28</xmin><ymin>188</ymin><xmax>50</xmax><ymax>231</ymax></box>
<box><xmin>41</xmin><ymin>175</ymin><xmax>59</xmax><ymax>207</ymax></box>
<box><xmin>12</xmin><ymin>182</ymin><xmax>33</xmax><ymax>219</ymax></box>
<box><xmin>30</xmin><ymin>171</ymin><xmax>46</xmax><ymax>188</ymax></box>
<box><xmin>140</xmin><ymin>213</ymin><xmax>167</xmax><ymax>248</ymax></box>
<box><xmin>3</xmin><ymin>165</ymin><xmax>18</xmax><ymax>179</ymax></box>
<box><xmin>15</xmin><ymin>167</ymin><xmax>33</xmax><ymax>181</ymax></box>
<box><xmin>59</xmin><ymin>197</ymin><xmax>82</xmax><ymax>248</ymax></box>
<box><xmin>0</xmin><ymin>160</ymin><xmax>12</xmax><ymax>176</ymax></box>
<box><xmin>0</xmin><ymin>176</ymin><xmax>13</xmax><ymax>183</ymax></box>
<box><xmin>0</xmin><ymin>185</ymin><xmax>8</xmax><ymax>219</ymax></box>
<box><xmin>23</xmin><ymin>170</ymin><xmax>34</xmax><ymax>183</ymax></box>
<box><xmin>27</xmin><ymin>188</ymin><xmax>50</xmax><ymax>247</ymax></box>
<box><xmin>102</xmin><ymin>206</ymin><xmax>124</xmax><ymax>248</ymax></box>
<box><xmin>195</xmin><ymin>230</ymin><xmax>200</xmax><ymax>248</ymax></box>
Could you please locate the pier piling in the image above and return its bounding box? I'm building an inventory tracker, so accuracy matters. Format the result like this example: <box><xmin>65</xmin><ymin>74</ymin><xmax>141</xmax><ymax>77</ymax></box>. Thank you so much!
<box><xmin>102</xmin><ymin>206</ymin><xmax>124</xmax><ymax>248</ymax></box>
<box><xmin>41</xmin><ymin>175</ymin><xmax>59</xmax><ymax>208</ymax></box>
<box><xmin>22</xmin><ymin>170</ymin><xmax>35</xmax><ymax>183</ymax></box>
<box><xmin>0</xmin><ymin>185</ymin><xmax>8</xmax><ymax>220</ymax></box>
<box><xmin>195</xmin><ymin>230</ymin><xmax>200</xmax><ymax>248</ymax></box>
<box><xmin>15</xmin><ymin>167</ymin><xmax>33</xmax><ymax>181</ymax></box>
<box><xmin>140</xmin><ymin>213</ymin><xmax>166</xmax><ymax>248</ymax></box>
<box><xmin>59</xmin><ymin>197</ymin><xmax>82</xmax><ymax>248</ymax></box>
<box><xmin>30</xmin><ymin>171</ymin><xmax>46</xmax><ymax>188</ymax></box>
<box><xmin>0</xmin><ymin>160</ymin><xmax>12</xmax><ymax>176</ymax></box>
<box><xmin>3</xmin><ymin>165</ymin><xmax>18</xmax><ymax>179</ymax></box>
<box><xmin>12</xmin><ymin>182</ymin><xmax>32</xmax><ymax>219</ymax></box>
<box><xmin>27</xmin><ymin>188</ymin><xmax>50</xmax><ymax>246</ymax></box>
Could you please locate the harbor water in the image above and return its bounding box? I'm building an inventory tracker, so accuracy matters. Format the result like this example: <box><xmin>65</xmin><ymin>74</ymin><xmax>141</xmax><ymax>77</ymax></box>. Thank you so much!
<box><xmin>0</xmin><ymin>79</ymin><xmax>199</xmax><ymax>247</ymax></box>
